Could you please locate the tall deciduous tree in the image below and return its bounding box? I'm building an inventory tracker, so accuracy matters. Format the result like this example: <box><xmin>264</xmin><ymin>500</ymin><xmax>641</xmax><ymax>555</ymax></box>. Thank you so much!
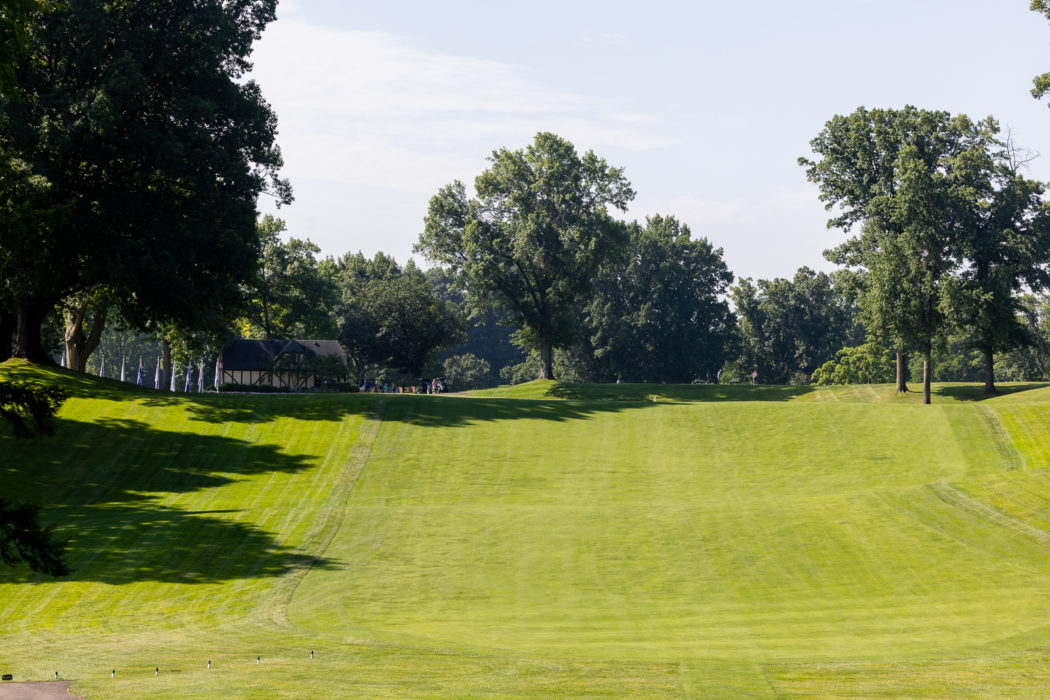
<box><xmin>801</xmin><ymin>106</ymin><xmax>1000</xmax><ymax>403</ymax></box>
<box><xmin>949</xmin><ymin>140</ymin><xmax>1050</xmax><ymax>394</ymax></box>
<box><xmin>418</xmin><ymin>132</ymin><xmax>634</xmax><ymax>380</ymax></box>
<box><xmin>0</xmin><ymin>0</ymin><xmax>290</xmax><ymax>362</ymax></box>
<box><xmin>245</xmin><ymin>216</ymin><xmax>337</xmax><ymax>340</ymax></box>
<box><xmin>584</xmin><ymin>215</ymin><xmax>734</xmax><ymax>383</ymax></box>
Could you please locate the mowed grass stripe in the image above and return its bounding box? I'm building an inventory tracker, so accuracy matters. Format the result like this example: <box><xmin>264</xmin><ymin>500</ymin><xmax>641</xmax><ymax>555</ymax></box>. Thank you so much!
<box><xmin>9</xmin><ymin>362</ymin><xmax>1050</xmax><ymax>696</ymax></box>
<box><xmin>1</xmin><ymin>383</ymin><xmax>376</xmax><ymax>636</ymax></box>
<box><xmin>291</xmin><ymin>396</ymin><xmax>1050</xmax><ymax>665</ymax></box>
<box><xmin>349</xmin><ymin>400</ymin><xmax>982</xmax><ymax>508</ymax></box>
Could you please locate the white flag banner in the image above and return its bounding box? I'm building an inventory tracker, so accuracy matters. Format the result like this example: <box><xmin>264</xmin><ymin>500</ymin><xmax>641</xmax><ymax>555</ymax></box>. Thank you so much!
<box><xmin>98</xmin><ymin>356</ymin><xmax>104</xmax><ymax>378</ymax></box>
<box><xmin>136</xmin><ymin>357</ymin><xmax>143</xmax><ymax>386</ymax></box>
<box><xmin>214</xmin><ymin>360</ymin><xmax>220</xmax><ymax>392</ymax></box>
<box><xmin>184</xmin><ymin>365</ymin><xmax>192</xmax><ymax>393</ymax></box>
<box><xmin>198</xmin><ymin>361</ymin><xmax>204</xmax><ymax>392</ymax></box>
<box><xmin>154</xmin><ymin>357</ymin><xmax>161</xmax><ymax>390</ymax></box>
<box><xmin>170</xmin><ymin>364</ymin><xmax>177</xmax><ymax>392</ymax></box>
<box><xmin>120</xmin><ymin>356</ymin><xmax>126</xmax><ymax>383</ymax></box>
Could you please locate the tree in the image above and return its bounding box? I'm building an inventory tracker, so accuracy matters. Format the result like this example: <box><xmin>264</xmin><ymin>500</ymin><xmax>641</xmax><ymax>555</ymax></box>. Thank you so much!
<box><xmin>801</xmin><ymin>106</ymin><xmax>1001</xmax><ymax>403</ymax></box>
<box><xmin>0</xmin><ymin>0</ymin><xmax>290</xmax><ymax>362</ymax></box>
<box><xmin>443</xmin><ymin>353</ymin><xmax>492</xmax><ymax>390</ymax></box>
<box><xmin>584</xmin><ymin>215</ymin><xmax>734</xmax><ymax>382</ymax></box>
<box><xmin>1032</xmin><ymin>1</ymin><xmax>1050</xmax><ymax>102</ymax></box>
<box><xmin>0</xmin><ymin>380</ymin><xmax>69</xmax><ymax>576</ymax></box>
<box><xmin>0</xmin><ymin>0</ymin><xmax>39</xmax><ymax>95</ymax></box>
<box><xmin>0</xmin><ymin>500</ymin><xmax>68</xmax><ymax>577</ymax></box>
<box><xmin>244</xmin><ymin>216</ymin><xmax>338</xmax><ymax>340</ymax></box>
<box><xmin>62</xmin><ymin>287</ymin><xmax>111</xmax><ymax>373</ymax></box>
<box><xmin>811</xmin><ymin>343</ymin><xmax>894</xmax><ymax>385</ymax></box>
<box><xmin>731</xmin><ymin>268</ymin><xmax>862</xmax><ymax>385</ymax></box>
<box><xmin>996</xmin><ymin>294</ymin><xmax>1050</xmax><ymax>380</ymax></box>
<box><xmin>334</xmin><ymin>253</ymin><xmax>466</xmax><ymax>381</ymax></box>
<box><xmin>0</xmin><ymin>380</ymin><xmax>66</xmax><ymax>437</ymax></box>
<box><xmin>426</xmin><ymin>267</ymin><xmax>526</xmax><ymax>379</ymax></box>
<box><xmin>418</xmin><ymin>132</ymin><xmax>634</xmax><ymax>380</ymax></box>
<box><xmin>948</xmin><ymin>137</ymin><xmax>1050</xmax><ymax>393</ymax></box>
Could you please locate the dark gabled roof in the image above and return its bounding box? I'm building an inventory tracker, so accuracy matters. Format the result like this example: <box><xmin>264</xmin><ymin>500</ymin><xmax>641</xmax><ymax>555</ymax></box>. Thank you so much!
<box><xmin>295</xmin><ymin>339</ymin><xmax>347</xmax><ymax>363</ymax></box>
<box><xmin>219</xmin><ymin>339</ymin><xmax>286</xmax><ymax>371</ymax></box>
<box><xmin>219</xmin><ymin>339</ymin><xmax>347</xmax><ymax>371</ymax></box>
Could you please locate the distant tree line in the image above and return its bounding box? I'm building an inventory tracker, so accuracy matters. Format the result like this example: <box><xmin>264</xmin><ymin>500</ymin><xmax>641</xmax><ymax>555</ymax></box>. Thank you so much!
<box><xmin>10</xmin><ymin>4</ymin><xmax>1050</xmax><ymax>400</ymax></box>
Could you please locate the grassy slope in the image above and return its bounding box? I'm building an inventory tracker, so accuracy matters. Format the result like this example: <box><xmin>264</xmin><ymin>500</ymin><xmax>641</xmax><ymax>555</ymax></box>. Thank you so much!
<box><xmin>5</xmin><ymin>364</ymin><xmax>1050</xmax><ymax>696</ymax></box>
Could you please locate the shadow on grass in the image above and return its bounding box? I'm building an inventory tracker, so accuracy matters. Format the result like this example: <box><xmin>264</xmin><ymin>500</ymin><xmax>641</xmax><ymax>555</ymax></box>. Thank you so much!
<box><xmin>935</xmin><ymin>383</ymin><xmax>1050</xmax><ymax>403</ymax></box>
<box><xmin>0</xmin><ymin>415</ymin><xmax>339</xmax><ymax>585</ymax></box>
<box><xmin>545</xmin><ymin>382</ymin><xmax>816</xmax><ymax>403</ymax></box>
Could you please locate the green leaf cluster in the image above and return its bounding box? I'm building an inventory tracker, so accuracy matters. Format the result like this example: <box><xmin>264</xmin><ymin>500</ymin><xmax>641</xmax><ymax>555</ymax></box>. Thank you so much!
<box><xmin>1</xmin><ymin>0</ymin><xmax>289</xmax><ymax>359</ymax></box>
<box><xmin>584</xmin><ymin>215</ymin><xmax>734</xmax><ymax>383</ymax></box>
<box><xmin>812</xmin><ymin>343</ymin><xmax>893</xmax><ymax>385</ymax></box>
<box><xmin>802</xmin><ymin>106</ymin><xmax>1049</xmax><ymax>399</ymax></box>
<box><xmin>0</xmin><ymin>378</ymin><xmax>66</xmax><ymax>437</ymax></box>
<box><xmin>333</xmin><ymin>253</ymin><xmax>466</xmax><ymax>380</ymax></box>
<box><xmin>419</xmin><ymin>132</ymin><xmax>634</xmax><ymax>379</ymax></box>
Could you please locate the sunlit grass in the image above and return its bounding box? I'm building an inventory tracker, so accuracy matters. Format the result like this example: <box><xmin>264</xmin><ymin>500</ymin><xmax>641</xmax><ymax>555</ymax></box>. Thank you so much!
<box><xmin>5</xmin><ymin>360</ymin><xmax>1050</xmax><ymax>697</ymax></box>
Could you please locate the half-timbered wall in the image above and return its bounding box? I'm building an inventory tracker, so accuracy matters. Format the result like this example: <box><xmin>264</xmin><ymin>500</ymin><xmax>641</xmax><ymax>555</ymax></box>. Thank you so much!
<box><xmin>220</xmin><ymin>368</ymin><xmax>312</xmax><ymax>391</ymax></box>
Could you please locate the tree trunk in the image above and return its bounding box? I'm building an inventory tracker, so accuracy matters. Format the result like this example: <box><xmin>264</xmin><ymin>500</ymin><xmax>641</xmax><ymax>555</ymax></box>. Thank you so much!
<box><xmin>0</xmin><ymin>310</ymin><xmax>15</xmax><ymax>362</ymax></box>
<box><xmin>922</xmin><ymin>342</ymin><xmax>932</xmax><ymax>405</ymax></box>
<box><xmin>983</xmin><ymin>348</ymin><xmax>997</xmax><ymax>395</ymax></box>
<box><xmin>162</xmin><ymin>338</ymin><xmax>173</xmax><ymax>391</ymax></box>
<box><xmin>64</xmin><ymin>301</ymin><xmax>108</xmax><ymax>373</ymax></box>
<box><xmin>13</xmin><ymin>302</ymin><xmax>51</xmax><ymax>363</ymax></box>
<box><xmin>895</xmin><ymin>349</ymin><xmax>909</xmax><ymax>393</ymax></box>
<box><xmin>261</xmin><ymin>287</ymin><xmax>273</xmax><ymax>340</ymax></box>
<box><xmin>538</xmin><ymin>336</ymin><xmax>553</xmax><ymax>380</ymax></box>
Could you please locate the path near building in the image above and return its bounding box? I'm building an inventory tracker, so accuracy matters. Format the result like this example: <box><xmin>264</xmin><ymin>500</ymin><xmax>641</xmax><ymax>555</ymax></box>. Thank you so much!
<box><xmin>0</xmin><ymin>681</ymin><xmax>78</xmax><ymax>699</ymax></box>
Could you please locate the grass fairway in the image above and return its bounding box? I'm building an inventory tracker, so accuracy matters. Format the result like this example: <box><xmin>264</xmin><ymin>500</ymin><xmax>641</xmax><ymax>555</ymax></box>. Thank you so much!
<box><xmin>5</xmin><ymin>362</ymin><xmax>1050</xmax><ymax>697</ymax></box>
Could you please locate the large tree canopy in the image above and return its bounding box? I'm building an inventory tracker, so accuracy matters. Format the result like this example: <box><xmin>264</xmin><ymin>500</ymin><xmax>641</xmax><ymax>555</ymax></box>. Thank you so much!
<box><xmin>334</xmin><ymin>252</ymin><xmax>465</xmax><ymax>381</ymax></box>
<box><xmin>584</xmin><ymin>215</ymin><xmax>734</xmax><ymax>383</ymax></box>
<box><xmin>731</xmin><ymin>267</ymin><xmax>862</xmax><ymax>385</ymax></box>
<box><xmin>418</xmin><ymin>132</ymin><xmax>634</xmax><ymax>380</ymax></box>
<box><xmin>0</xmin><ymin>0</ymin><xmax>290</xmax><ymax>361</ymax></box>
<box><xmin>801</xmin><ymin>106</ymin><xmax>1006</xmax><ymax>403</ymax></box>
<box><xmin>243</xmin><ymin>216</ymin><xmax>338</xmax><ymax>340</ymax></box>
<box><xmin>948</xmin><ymin>144</ymin><xmax>1050</xmax><ymax>394</ymax></box>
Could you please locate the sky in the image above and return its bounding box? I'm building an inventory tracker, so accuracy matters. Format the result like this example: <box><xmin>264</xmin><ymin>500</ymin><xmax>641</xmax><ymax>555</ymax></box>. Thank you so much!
<box><xmin>251</xmin><ymin>0</ymin><xmax>1050</xmax><ymax>283</ymax></box>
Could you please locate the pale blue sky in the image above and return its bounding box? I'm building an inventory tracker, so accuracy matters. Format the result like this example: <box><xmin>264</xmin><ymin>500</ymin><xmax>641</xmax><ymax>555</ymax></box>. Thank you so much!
<box><xmin>252</xmin><ymin>1</ymin><xmax>1050</xmax><ymax>282</ymax></box>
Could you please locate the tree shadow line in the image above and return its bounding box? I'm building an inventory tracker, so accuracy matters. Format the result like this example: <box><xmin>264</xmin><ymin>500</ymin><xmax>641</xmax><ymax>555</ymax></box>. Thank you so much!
<box><xmin>1</xmin><ymin>415</ymin><xmax>339</xmax><ymax>585</ymax></box>
<box><xmin>933</xmin><ymin>383</ymin><xmax>1050</xmax><ymax>403</ymax></box>
<box><xmin>544</xmin><ymin>382</ymin><xmax>817</xmax><ymax>403</ymax></box>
